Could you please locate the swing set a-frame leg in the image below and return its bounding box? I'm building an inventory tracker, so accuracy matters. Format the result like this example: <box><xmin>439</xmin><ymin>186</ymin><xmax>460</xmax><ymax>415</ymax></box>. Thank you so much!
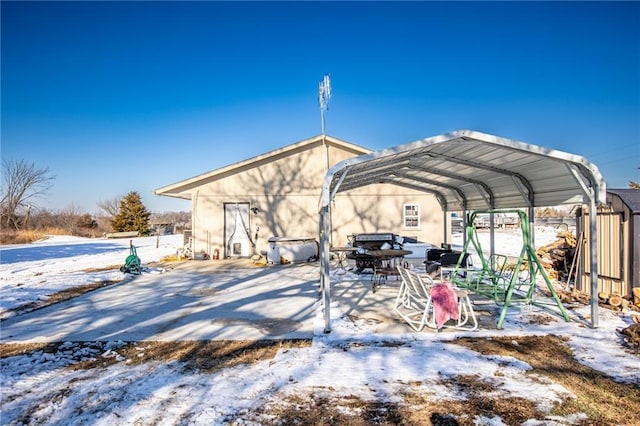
<box><xmin>457</xmin><ymin>209</ymin><xmax>571</xmax><ymax>329</ymax></box>
<box><xmin>496</xmin><ymin>246</ymin><xmax>570</xmax><ymax>329</ymax></box>
<box><xmin>532</xmin><ymin>247</ymin><xmax>571</xmax><ymax>322</ymax></box>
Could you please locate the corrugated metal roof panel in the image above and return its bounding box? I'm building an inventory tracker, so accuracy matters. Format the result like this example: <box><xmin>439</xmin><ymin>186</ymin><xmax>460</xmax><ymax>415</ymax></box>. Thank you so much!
<box><xmin>321</xmin><ymin>129</ymin><xmax>606</xmax><ymax>211</ymax></box>
<box><xmin>607</xmin><ymin>188</ymin><xmax>640</xmax><ymax>213</ymax></box>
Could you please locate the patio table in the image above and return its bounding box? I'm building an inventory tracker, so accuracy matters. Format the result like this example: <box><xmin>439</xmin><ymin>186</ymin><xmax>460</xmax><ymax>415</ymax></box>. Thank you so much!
<box><xmin>365</xmin><ymin>249</ymin><xmax>413</xmax><ymax>291</ymax></box>
<box><xmin>330</xmin><ymin>246</ymin><xmax>359</xmax><ymax>274</ymax></box>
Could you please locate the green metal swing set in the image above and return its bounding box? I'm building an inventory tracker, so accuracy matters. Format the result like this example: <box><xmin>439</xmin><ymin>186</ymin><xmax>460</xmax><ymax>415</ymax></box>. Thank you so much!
<box><xmin>451</xmin><ymin>209</ymin><xmax>570</xmax><ymax>329</ymax></box>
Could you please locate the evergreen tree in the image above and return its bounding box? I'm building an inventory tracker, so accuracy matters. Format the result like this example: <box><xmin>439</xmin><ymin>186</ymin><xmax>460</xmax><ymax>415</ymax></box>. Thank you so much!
<box><xmin>111</xmin><ymin>191</ymin><xmax>151</xmax><ymax>235</ymax></box>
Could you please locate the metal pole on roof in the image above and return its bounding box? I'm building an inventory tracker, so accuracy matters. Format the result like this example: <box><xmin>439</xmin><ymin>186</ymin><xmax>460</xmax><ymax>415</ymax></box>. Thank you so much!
<box><xmin>319</xmin><ymin>74</ymin><xmax>331</xmax><ymax>171</ymax></box>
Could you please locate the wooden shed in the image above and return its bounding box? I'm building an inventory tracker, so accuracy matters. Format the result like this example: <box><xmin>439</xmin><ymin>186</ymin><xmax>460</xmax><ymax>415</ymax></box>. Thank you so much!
<box><xmin>155</xmin><ymin>135</ymin><xmax>444</xmax><ymax>259</ymax></box>
<box><xmin>576</xmin><ymin>188</ymin><xmax>640</xmax><ymax>298</ymax></box>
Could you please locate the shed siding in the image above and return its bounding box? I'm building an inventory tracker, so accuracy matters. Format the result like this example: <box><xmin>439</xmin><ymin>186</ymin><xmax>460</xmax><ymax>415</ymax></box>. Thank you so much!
<box><xmin>577</xmin><ymin>199</ymin><xmax>633</xmax><ymax>297</ymax></box>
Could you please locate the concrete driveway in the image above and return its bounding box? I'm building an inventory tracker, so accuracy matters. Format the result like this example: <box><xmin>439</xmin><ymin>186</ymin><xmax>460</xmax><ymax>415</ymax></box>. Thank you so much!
<box><xmin>0</xmin><ymin>261</ymin><xmax>321</xmax><ymax>343</ymax></box>
<box><xmin>0</xmin><ymin>259</ymin><xmax>499</xmax><ymax>343</ymax></box>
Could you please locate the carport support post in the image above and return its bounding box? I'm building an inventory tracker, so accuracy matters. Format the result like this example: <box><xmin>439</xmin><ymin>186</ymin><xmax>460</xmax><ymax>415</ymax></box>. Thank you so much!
<box><xmin>528</xmin><ymin>207</ymin><xmax>535</xmax><ymax>249</ymax></box>
<box><xmin>489</xmin><ymin>213</ymin><xmax>495</xmax><ymax>258</ymax></box>
<box><xmin>589</xmin><ymin>195</ymin><xmax>599</xmax><ymax>328</ymax></box>
<box><xmin>319</xmin><ymin>205</ymin><xmax>332</xmax><ymax>333</ymax></box>
<box><xmin>443</xmin><ymin>211</ymin><xmax>448</xmax><ymax>246</ymax></box>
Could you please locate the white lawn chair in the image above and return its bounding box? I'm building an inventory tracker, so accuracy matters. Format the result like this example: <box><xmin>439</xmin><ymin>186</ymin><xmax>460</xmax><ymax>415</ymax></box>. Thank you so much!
<box><xmin>395</xmin><ymin>266</ymin><xmax>478</xmax><ymax>332</ymax></box>
<box><xmin>447</xmin><ymin>286</ymin><xmax>478</xmax><ymax>331</ymax></box>
<box><xmin>394</xmin><ymin>266</ymin><xmax>435</xmax><ymax>332</ymax></box>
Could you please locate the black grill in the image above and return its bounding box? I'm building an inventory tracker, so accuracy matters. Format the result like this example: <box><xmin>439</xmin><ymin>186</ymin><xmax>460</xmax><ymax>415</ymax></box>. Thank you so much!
<box><xmin>346</xmin><ymin>233</ymin><xmax>398</xmax><ymax>271</ymax></box>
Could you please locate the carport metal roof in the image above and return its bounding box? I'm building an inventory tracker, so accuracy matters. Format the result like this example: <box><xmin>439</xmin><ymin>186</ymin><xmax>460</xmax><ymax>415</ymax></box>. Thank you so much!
<box><xmin>320</xmin><ymin>129</ymin><xmax>606</xmax><ymax>212</ymax></box>
<box><xmin>319</xmin><ymin>129</ymin><xmax>607</xmax><ymax>332</ymax></box>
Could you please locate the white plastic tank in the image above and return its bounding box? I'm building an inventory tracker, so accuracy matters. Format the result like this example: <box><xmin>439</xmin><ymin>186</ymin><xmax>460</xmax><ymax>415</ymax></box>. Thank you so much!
<box><xmin>267</xmin><ymin>237</ymin><xmax>318</xmax><ymax>264</ymax></box>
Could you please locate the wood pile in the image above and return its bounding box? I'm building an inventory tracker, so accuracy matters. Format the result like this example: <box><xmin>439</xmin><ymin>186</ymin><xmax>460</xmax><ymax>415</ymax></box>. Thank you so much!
<box><xmin>597</xmin><ymin>292</ymin><xmax>640</xmax><ymax>311</ymax></box>
<box><xmin>618</xmin><ymin>323</ymin><xmax>640</xmax><ymax>350</ymax></box>
<box><xmin>557</xmin><ymin>289</ymin><xmax>640</xmax><ymax>313</ymax></box>
<box><xmin>535</xmin><ymin>231</ymin><xmax>577</xmax><ymax>280</ymax></box>
<box><xmin>556</xmin><ymin>289</ymin><xmax>590</xmax><ymax>305</ymax></box>
<box><xmin>597</xmin><ymin>290</ymin><xmax>640</xmax><ymax>312</ymax></box>
<box><xmin>609</xmin><ymin>290</ymin><xmax>640</xmax><ymax>350</ymax></box>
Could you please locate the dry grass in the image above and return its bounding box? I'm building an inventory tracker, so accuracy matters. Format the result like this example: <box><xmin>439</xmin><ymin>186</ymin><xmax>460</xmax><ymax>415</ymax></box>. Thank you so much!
<box><xmin>0</xmin><ymin>229</ymin><xmax>48</xmax><ymax>245</ymax></box>
<box><xmin>0</xmin><ymin>340</ymin><xmax>312</xmax><ymax>372</ymax></box>
<box><xmin>0</xmin><ymin>227</ymin><xmax>102</xmax><ymax>245</ymax></box>
<box><xmin>226</xmin><ymin>335</ymin><xmax>640</xmax><ymax>425</ymax></box>
<box><xmin>2</xmin><ymin>335</ymin><xmax>638</xmax><ymax>425</ymax></box>
<box><xmin>454</xmin><ymin>335</ymin><xmax>640</xmax><ymax>425</ymax></box>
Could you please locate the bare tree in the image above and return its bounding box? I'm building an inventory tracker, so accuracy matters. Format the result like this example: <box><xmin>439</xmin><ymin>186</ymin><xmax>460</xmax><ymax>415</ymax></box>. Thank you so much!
<box><xmin>97</xmin><ymin>196</ymin><xmax>122</xmax><ymax>218</ymax></box>
<box><xmin>1</xmin><ymin>159</ymin><xmax>55</xmax><ymax>230</ymax></box>
<box><xmin>58</xmin><ymin>203</ymin><xmax>84</xmax><ymax>235</ymax></box>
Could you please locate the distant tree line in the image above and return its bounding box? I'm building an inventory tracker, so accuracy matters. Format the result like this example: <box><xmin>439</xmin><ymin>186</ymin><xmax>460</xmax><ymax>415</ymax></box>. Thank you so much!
<box><xmin>1</xmin><ymin>191</ymin><xmax>190</xmax><ymax>239</ymax></box>
<box><xmin>1</xmin><ymin>158</ymin><xmax>190</xmax><ymax>241</ymax></box>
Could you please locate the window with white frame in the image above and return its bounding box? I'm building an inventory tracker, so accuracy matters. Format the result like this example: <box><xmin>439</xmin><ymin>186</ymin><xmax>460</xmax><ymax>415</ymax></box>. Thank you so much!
<box><xmin>403</xmin><ymin>203</ymin><xmax>420</xmax><ymax>228</ymax></box>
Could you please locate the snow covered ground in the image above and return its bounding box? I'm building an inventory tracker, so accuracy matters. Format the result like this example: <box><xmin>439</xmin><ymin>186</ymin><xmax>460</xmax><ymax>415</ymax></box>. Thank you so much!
<box><xmin>0</xmin><ymin>234</ymin><xmax>184</xmax><ymax>319</ymax></box>
<box><xmin>1</xmin><ymin>230</ymin><xmax>639</xmax><ymax>425</ymax></box>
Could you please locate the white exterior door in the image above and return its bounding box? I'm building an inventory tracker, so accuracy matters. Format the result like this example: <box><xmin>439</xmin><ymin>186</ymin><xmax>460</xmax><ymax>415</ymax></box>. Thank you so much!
<box><xmin>224</xmin><ymin>203</ymin><xmax>252</xmax><ymax>257</ymax></box>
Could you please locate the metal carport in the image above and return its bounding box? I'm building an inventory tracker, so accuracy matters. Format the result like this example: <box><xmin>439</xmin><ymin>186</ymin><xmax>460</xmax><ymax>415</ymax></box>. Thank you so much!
<box><xmin>319</xmin><ymin>129</ymin><xmax>607</xmax><ymax>332</ymax></box>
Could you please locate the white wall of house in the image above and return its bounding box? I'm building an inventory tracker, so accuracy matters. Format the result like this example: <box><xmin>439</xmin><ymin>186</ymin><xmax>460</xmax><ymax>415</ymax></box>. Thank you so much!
<box><xmin>330</xmin><ymin>187</ymin><xmax>442</xmax><ymax>246</ymax></box>
<box><xmin>164</xmin><ymin>136</ymin><xmax>444</xmax><ymax>258</ymax></box>
<box><xmin>188</xmin><ymin>141</ymin><xmax>347</xmax><ymax>256</ymax></box>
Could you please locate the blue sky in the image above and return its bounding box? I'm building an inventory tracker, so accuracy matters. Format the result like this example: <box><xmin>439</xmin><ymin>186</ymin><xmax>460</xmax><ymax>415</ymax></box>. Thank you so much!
<box><xmin>2</xmin><ymin>1</ymin><xmax>639</xmax><ymax>214</ymax></box>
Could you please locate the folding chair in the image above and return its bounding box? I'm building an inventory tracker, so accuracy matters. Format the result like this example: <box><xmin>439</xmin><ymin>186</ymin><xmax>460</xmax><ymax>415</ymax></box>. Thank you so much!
<box><xmin>396</xmin><ymin>266</ymin><xmax>478</xmax><ymax>332</ymax></box>
<box><xmin>394</xmin><ymin>266</ymin><xmax>435</xmax><ymax>332</ymax></box>
<box><xmin>448</xmin><ymin>286</ymin><xmax>478</xmax><ymax>331</ymax></box>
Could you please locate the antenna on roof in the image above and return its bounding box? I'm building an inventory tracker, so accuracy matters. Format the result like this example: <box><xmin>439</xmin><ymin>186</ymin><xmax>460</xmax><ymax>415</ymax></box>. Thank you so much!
<box><xmin>318</xmin><ymin>74</ymin><xmax>331</xmax><ymax>170</ymax></box>
<box><xmin>319</xmin><ymin>74</ymin><xmax>331</xmax><ymax>113</ymax></box>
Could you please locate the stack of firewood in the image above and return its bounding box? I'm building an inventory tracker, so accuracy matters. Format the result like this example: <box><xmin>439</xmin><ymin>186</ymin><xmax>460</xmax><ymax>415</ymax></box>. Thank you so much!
<box><xmin>556</xmin><ymin>289</ymin><xmax>590</xmax><ymax>305</ymax></box>
<box><xmin>597</xmin><ymin>291</ymin><xmax>640</xmax><ymax>314</ymax></box>
<box><xmin>618</xmin><ymin>323</ymin><xmax>640</xmax><ymax>349</ymax></box>
<box><xmin>598</xmin><ymin>292</ymin><xmax>630</xmax><ymax>310</ymax></box>
<box><xmin>535</xmin><ymin>231</ymin><xmax>577</xmax><ymax>280</ymax></box>
<box><xmin>556</xmin><ymin>289</ymin><xmax>640</xmax><ymax>313</ymax></box>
